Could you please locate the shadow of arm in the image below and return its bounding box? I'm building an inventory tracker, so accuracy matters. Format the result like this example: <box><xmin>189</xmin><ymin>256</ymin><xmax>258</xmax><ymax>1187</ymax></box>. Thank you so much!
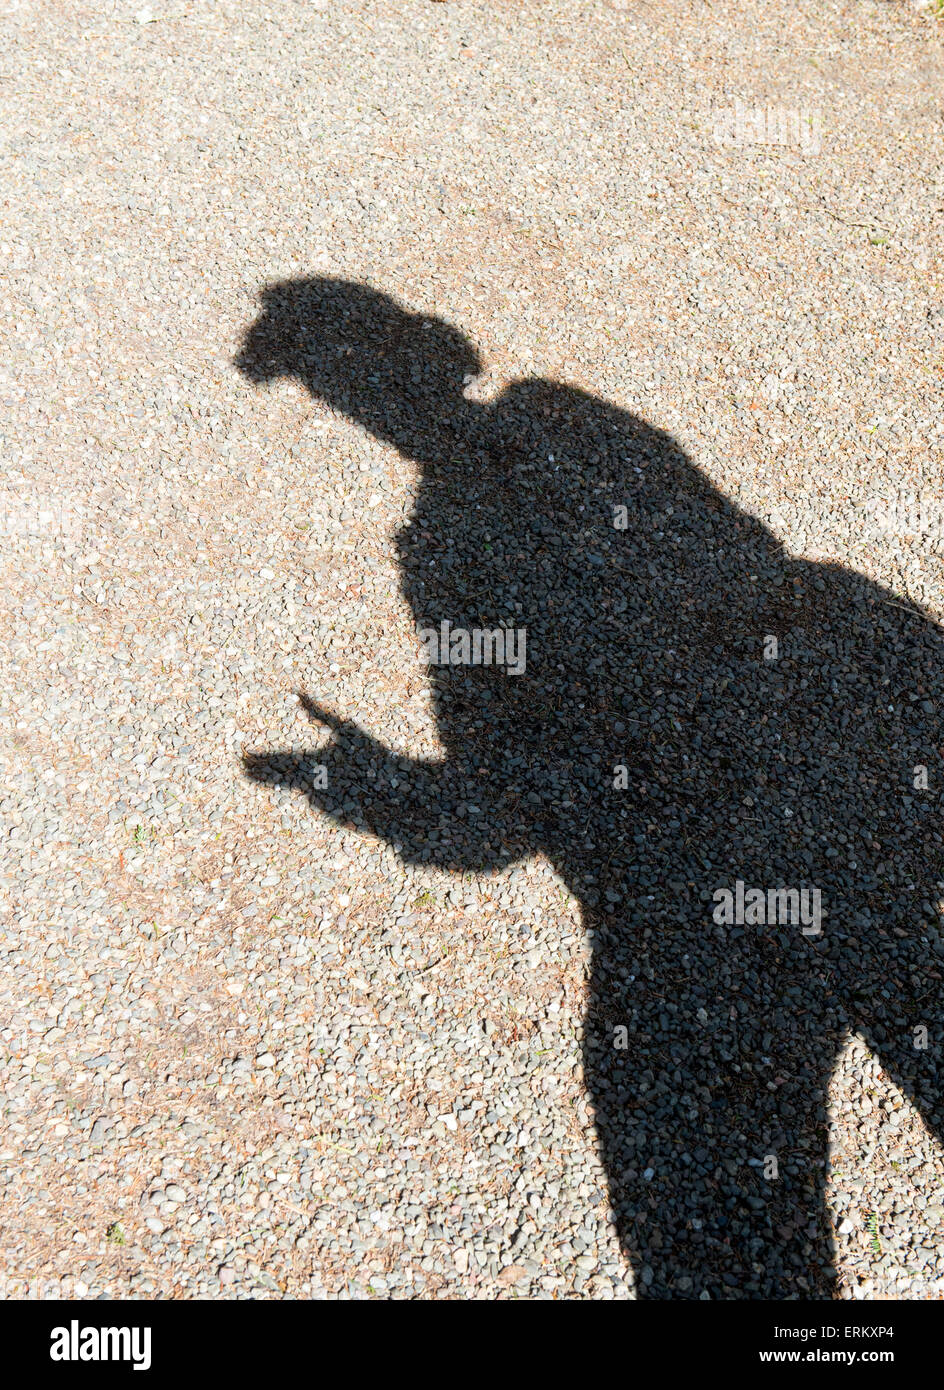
<box><xmin>242</xmin><ymin>698</ymin><xmax>515</xmax><ymax>874</ymax></box>
<box><xmin>852</xmin><ymin>932</ymin><xmax>944</xmax><ymax>1142</ymax></box>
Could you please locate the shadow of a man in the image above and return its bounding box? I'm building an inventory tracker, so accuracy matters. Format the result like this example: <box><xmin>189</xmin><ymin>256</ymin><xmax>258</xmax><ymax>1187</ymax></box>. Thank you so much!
<box><xmin>237</xmin><ymin>277</ymin><xmax>944</xmax><ymax>1298</ymax></box>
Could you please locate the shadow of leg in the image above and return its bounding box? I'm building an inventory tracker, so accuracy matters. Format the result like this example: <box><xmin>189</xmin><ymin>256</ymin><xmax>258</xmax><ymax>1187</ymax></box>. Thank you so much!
<box><xmin>583</xmin><ymin>906</ymin><xmax>840</xmax><ymax>1298</ymax></box>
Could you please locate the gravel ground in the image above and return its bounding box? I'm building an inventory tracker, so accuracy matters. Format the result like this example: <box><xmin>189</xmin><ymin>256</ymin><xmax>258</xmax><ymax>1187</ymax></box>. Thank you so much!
<box><xmin>1</xmin><ymin>0</ymin><xmax>943</xmax><ymax>1300</ymax></box>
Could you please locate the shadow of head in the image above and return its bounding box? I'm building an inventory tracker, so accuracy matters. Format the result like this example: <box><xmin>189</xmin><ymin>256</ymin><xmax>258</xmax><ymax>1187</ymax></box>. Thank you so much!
<box><xmin>235</xmin><ymin>277</ymin><xmax>482</xmax><ymax>441</ymax></box>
